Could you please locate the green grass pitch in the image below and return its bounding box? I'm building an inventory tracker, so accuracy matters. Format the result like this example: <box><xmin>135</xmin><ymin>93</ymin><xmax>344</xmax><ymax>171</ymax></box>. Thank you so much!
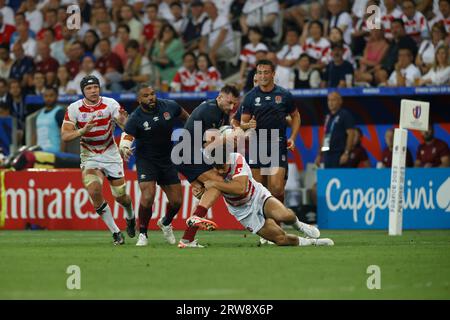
<box><xmin>0</xmin><ymin>230</ymin><xmax>449</xmax><ymax>299</ymax></box>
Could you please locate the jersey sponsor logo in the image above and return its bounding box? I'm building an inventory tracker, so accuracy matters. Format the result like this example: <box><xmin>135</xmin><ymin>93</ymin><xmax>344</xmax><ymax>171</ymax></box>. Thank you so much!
<box><xmin>143</xmin><ymin>121</ymin><xmax>151</xmax><ymax>131</ymax></box>
<box><xmin>163</xmin><ymin>112</ymin><xmax>171</xmax><ymax>120</ymax></box>
<box><xmin>255</xmin><ymin>97</ymin><xmax>261</xmax><ymax>106</ymax></box>
<box><xmin>275</xmin><ymin>95</ymin><xmax>282</xmax><ymax>104</ymax></box>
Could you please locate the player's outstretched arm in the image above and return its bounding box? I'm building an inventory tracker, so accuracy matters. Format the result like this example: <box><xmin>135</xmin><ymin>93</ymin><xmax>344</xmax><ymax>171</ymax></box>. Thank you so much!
<box><xmin>204</xmin><ymin>176</ymin><xmax>248</xmax><ymax>196</ymax></box>
<box><xmin>61</xmin><ymin>120</ymin><xmax>95</xmax><ymax>142</ymax></box>
<box><xmin>114</xmin><ymin>109</ymin><xmax>129</xmax><ymax>130</ymax></box>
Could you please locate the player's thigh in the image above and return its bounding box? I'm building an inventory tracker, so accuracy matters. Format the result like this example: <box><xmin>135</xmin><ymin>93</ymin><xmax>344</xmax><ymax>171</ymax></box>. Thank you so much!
<box><xmin>266</xmin><ymin>167</ymin><xmax>287</xmax><ymax>193</ymax></box>
<box><xmin>262</xmin><ymin>197</ymin><xmax>295</xmax><ymax>223</ymax></box>
<box><xmin>257</xmin><ymin>218</ymin><xmax>286</xmax><ymax>243</ymax></box>
<box><xmin>160</xmin><ymin>183</ymin><xmax>183</xmax><ymax>206</ymax></box>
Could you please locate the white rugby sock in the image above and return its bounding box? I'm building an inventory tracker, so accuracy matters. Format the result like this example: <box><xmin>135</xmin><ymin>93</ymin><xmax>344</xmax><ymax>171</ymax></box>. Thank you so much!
<box><xmin>121</xmin><ymin>203</ymin><xmax>135</xmax><ymax>220</ymax></box>
<box><xmin>97</xmin><ymin>202</ymin><xmax>120</xmax><ymax>233</ymax></box>
<box><xmin>298</xmin><ymin>237</ymin><xmax>313</xmax><ymax>246</ymax></box>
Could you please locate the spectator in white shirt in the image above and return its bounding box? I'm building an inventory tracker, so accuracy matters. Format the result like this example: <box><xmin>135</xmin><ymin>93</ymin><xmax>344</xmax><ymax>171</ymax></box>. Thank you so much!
<box><xmin>200</xmin><ymin>1</ymin><xmax>235</xmax><ymax>67</ymax></box>
<box><xmin>170</xmin><ymin>2</ymin><xmax>188</xmax><ymax>36</ymax></box>
<box><xmin>401</xmin><ymin>0</ymin><xmax>429</xmax><ymax>44</ymax></box>
<box><xmin>428</xmin><ymin>0</ymin><xmax>450</xmax><ymax>33</ymax></box>
<box><xmin>327</xmin><ymin>0</ymin><xmax>353</xmax><ymax>45</ymax></box>
<box><xmin>11</xmin><ymin>23</ymin><xmax>37</xmax><ymax>58</ymax></box>
<box><xmin>416</xmin><ymin>21</ymin><xmax>447</xmax><ymax>75</ymax></box>
<box><xmin>0</xmin><ymin>0</ymin><xmax>14</xmax><ymax>25</ymax></box>
<box><xmin>270</xmin><ymin>28</ymin><xmax>303</xmax><ymax>88</ymax></box>
<box><xmin>20</xmin><ymin>0</ymin><xmax>43</xmax><ymax>34</ymax></box>
<box><xmin>419</xmin><ymin>45</ymin><xmax>450</xmax><ymax>86</ymax></box>
<box><xmin>240</xmin><ymin>0</ymin><xmax>280</xmax><ymax>39</ymax></box>
<box><xmin>239</xmin><ymin>27</ymin><xmax>268</xmax><ymax>86</ymax></box>
<box><xmin>387</xmin><ymin>47</ymin><xmax>421</xmax><ymax>87</ymax></box>
<box><xmin>119</xmin><ymin>4</ymin><xmax>143</xmax><ymax>42</ymax></box>
<box><xmin>303</xmin><ymin>20</ymin><xmax>330</xmax><ymax>71</ymax></box>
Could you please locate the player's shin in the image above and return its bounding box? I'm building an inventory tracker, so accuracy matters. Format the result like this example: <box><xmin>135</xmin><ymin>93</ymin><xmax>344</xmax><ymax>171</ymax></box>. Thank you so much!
<box><xmin>162</xmin><ymin>204</ymin><xmax>180</xmax><ymax>226</ymax></box>
<box><xmin>138</xmin><ymin>204</ymin><xmax>152</xmax><ymax>235</ymax></box>
<box><xmin>96</xmin><ymin>202</ymin><xmax>120</xmax><ymax>234</ymax></box>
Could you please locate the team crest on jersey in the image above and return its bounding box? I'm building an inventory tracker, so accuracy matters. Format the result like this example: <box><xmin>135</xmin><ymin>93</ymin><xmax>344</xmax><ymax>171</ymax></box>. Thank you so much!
<box><xmin>275</xmin><ymin>96</ymin><xmax>282</xmax><ymax>104</ymax></box>
<box><xmin>96</xmin><ymin>111</ymin><xmax>103</xmax><ymax>117</ymax></box>
<box><xmin>265</xmin><ymin>96</ymin><xmax>271</xmax><ymax>100</ymax></box>
<box><xmin>143</xmin><ymin>121</ymin><xmax>151</xmax><ymax>130</ymax></box>
<box><xmin>82</xmin><ymin>113</ymin><xmax>87</xmax><ymax>119</ymax></box>
<box><xmin>255</xmin><ymin>97</ymin><xmax>261</xmax><ymax>106</ymax></box>
<box><xmin>163</xmin><ymin>112</ymin><xmax>171</xmax><ymax>120</ymax></box>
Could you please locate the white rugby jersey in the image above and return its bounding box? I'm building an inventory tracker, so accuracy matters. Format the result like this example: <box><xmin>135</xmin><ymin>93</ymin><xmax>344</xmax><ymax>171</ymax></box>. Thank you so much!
<box><xmin>222</xmin><ymin>153</ymin><xmax>257</xmax><ymax>208</ymax></box>
<box><xmin>63</xmin><ymin>96</ymin><xmax>122</xmax><ymax>163</ymax></box>
<box><xmin>303</xmin><ymin>37</ymin><xmax>331</xmax><ymax>62</ymax></box>
<box><xmin>402</xmin><ymin>11</ymin><xmax>429</xmax><ymax>40</ymax></box>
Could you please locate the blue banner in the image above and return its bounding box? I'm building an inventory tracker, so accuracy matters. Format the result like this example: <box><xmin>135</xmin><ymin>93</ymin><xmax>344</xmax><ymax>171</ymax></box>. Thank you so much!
<box><xmin>317</xmin><ymin>168</ymin><xmax>450</xmax><ymax>229</ymax></box>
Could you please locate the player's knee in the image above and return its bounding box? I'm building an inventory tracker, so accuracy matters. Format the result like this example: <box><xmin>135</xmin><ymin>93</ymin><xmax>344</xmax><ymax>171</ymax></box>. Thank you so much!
<box><xmin>140</xmin><ymin>195</ymin><xmax>155</xmax><ymax>208</ymax></box>
<box><xmin>116</xmin><ymin>194</ymin><xmax>131</xmax><ymax>206</ymax></box>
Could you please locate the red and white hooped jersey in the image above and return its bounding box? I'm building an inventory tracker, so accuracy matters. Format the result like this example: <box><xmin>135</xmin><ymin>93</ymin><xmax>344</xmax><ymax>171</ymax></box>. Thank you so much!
<box><xmin>171</xmin><ymin>66</ymin><xmax>198</xmax><ymax>92</ymax></box>
<box><xmin>402</xmin><ymin>11</ymin><xmax>429</xmax><ymax>40</ymax></box>
<box><xmin>223</xmin><ymin>152</ymin><xmax>259</xmax><ymax>215</ymax></box>
<box><xmin>303</xmin><ymin>37</ymin><xmax>331</xmax><ymax>62</ymax></box>
<box><xmin>196</xmin><ymin>66</ymin><xmax>223</xmax><ymax>91</ymax></box>
<box><xmin>63</xmin><ymin>96</ymin><xmax>122</xmax><ymax>163</ymax></box>
<box><xmin>381</xmin><ymin>8</ymin><xmax>403</xmax><ymax>39</ymax></box>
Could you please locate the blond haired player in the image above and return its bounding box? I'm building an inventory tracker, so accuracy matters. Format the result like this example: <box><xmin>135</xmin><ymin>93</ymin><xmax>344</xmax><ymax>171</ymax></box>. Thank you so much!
<box><xmin>61</xmin><ymin>75</ymin><xmax>135</xmax><ymax>245</ymax></box>
<box><xmin>200</xmin><ymin>150</ymin><xmax>334</xmax><ymax>247</ymax></box>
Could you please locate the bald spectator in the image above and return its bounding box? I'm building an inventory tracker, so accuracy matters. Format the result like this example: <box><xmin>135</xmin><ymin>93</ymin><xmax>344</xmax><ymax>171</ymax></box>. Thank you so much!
<box><xmin>35</xmin><ymin>41</ymin><xmax>59</xmax><ymax>86</ymax></box>
<box><xmin>415</xmin><ymin>126</ymin><xmax>450</xmax><ymax>168</ymax></box>
<box><xmin>69</xmin><ymin>56</ymin><xmax>105</xmax><ymax>94</ymax></box>
<box><xmin>315</xmin><ymin>92</ymin><xmax>356</xmax><ymax>169</ymax></box>
<box><xmin>199</xmin><ymin>1</ymin><xmax>236</xmax><ymax>67</ymax></box>
<box><xmin>9</xmin><ymin>42</ymin><xmax>34</xmax><ymax>87</ymax></box>
<box><xmin>379</xmin><ymin>128</ymin><xmax>414</xmax><ymax>168</ymax></box>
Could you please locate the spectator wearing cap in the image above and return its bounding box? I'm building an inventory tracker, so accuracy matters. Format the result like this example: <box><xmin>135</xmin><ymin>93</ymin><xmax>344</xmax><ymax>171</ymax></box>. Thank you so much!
<box><xmin>196</xmin><ymin>52</ymin><xmax>223</xmax><ymax>91</ymax></box>
<box><xmin>240</xmin><ymin>0</ymin><xmax>280</xmax><ymax>41</ymax></box>
<box><xmin>416</xmin><ymin>21</ymin><xmax>447</xmax><ymax>75</ymax></box>
<box><xmin>321</xmin><ymin>41</ymin><xmax>354</xmax><ymax>88</ymax></box>
<box><xmin>9</xmin><ymin>42</ymin><xmax>35</xmax><ymax>87</ymax></box>
<box><xmin>415</xmin><ymin>125</ymin><xmax>450</xmax><ymax>168</ymax></box>
<box><xmin>342</xmin><ymin>127</ymin><xmax>370</xmax><ymax>168</ymax></box>
<box><xmin>121</xmin><ymin>39</ymin><xmax>151</xmax><ymax>91</ymax></box>
<box><xmin>182</xmin><ymin>0</ymin><xmax>208</xmax><ymax>52</ymax></box>
<box><xmin>35</xmin><ymin>41</ymin><xmax>59</xmax><ymax>86</ymax></box>
<box><xmin>239</xmin><ymin>27</ymin><xmax>268</xmax><ymax>87</ymax></box>
<box><xmin>65</xmin><ymin>41</ymin><xmax>85</xmax><ymax>79</ymax></box>
<box><xmin>69</xmin><ymin>55</ymin><xmax>105</xmax><ymax>94</ymax></box>
<box><xmin>0</xmin><ymin>11</ymin><xmax>15</xmax><ymax>45</ymax></box>
<box><xmin>119</xmin><ymin>4</ymin><xmax>143</xmax><ymax>42</ymax></box>
<box><xmin>0</xmin><ymin>44</ymin><xmax>13</xmax><ymax>79</ymax></box>
<box><xmin>419</xmin><ymin>45</ymin><xmax>450</xmax><ymax>86</ymax></box>
<box><xmin>387</xmin><ymin>47</ymin><xmax>421</xmax><ymax>87</ymax></box>
<box><xmin>199</xmin><ymin>1</ymin><xmax>236</xmax><ymax>67</ymax></box>
<box><xmin>293</xmin><ymin>54</ymin><xmax>321</xmax><ymax>89</ymax></box>
<box><xmin>150</xmin><ymin>23</ymin><xmax>184</xmax><ymax>86</ymax></box>
<box><xmin>270</xmin><ymin>28</ymin><xmax>304</xmax><ymax>89</ymax></box>
<box><xmin>379</xmin><ymin>128</ymin><xmax>414</xmax><ymax>168</ymax></box>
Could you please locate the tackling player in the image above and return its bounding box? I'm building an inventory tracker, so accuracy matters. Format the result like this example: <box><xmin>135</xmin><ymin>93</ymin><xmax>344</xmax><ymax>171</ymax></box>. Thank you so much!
<box><xmin>203</xmin><ymin>151</ymin><xmax>334</xmax><ymax>247</ymax></box>
<box><xmin>173</xmin><ymin>85</ymin><xmax>240</xmax><ymax>248</ymax></box>
<box><xmin>119</xmin><ymin>86</ymin><xmax>190</xmax><ymax>246</ymax></box>
<box><xmin>61</xmin><ymin>75</ymin><xmax>135</xmax><ymax>245</ymax></box>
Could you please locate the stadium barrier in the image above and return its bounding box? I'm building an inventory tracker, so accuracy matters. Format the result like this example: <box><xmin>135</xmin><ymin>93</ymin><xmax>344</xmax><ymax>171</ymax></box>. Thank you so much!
<box><xmin>0</xmin><ymin>169</ymin><xmax>243</xmax><ymax>231</ymax></box>
<box><xmin>317</xmin><ymin>168</ymin><xmax>450</xmax><ymax>229</ymax></box>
